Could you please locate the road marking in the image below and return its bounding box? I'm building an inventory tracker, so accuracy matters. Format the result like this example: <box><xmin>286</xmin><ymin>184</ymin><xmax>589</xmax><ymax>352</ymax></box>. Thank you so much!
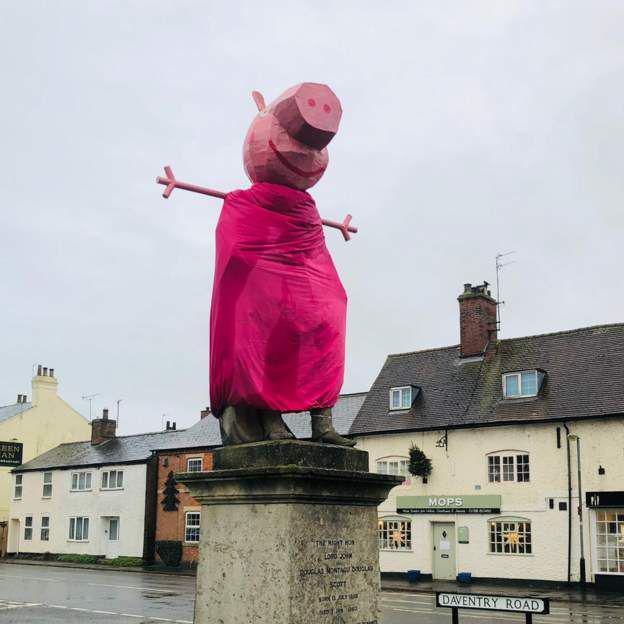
<box><xmin>87</xmin><ymin>582</ymin><xmax>174</xmax><ymax>593</ymax></box>
<box><xmin>45</xmin><ymin>603</ymin><xmax>193</xmax><ymax>623</ymax></box>
<box><xmin>0</xmin><ymin>573</ymin><xmax>175</xmax><ymax>594</ymax></box>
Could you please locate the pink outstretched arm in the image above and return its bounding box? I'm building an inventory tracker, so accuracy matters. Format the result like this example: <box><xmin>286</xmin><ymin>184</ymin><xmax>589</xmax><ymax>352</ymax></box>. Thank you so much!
<box><xmin>156</xmin><ymin>166</ymin><xmax>357</xmax><ymax>241</ymax></box>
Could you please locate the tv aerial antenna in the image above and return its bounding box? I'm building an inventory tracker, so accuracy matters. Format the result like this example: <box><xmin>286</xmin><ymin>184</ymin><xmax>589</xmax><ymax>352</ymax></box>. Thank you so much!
<box><xmin>495</xmin><ymin>251</ymin><xmax>516</xmax><ymax>331</ymax></box>
<box><xmin>81</xmin><ymin>393</ymin><xmax>100</xmax><ymax>422</ymax></box>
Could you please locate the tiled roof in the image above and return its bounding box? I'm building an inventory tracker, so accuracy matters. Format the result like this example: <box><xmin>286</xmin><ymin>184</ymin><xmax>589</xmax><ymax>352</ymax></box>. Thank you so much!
<box><xmin>15</xmin><ymin>392</ymin><xmax>365</xmax><ymax>472</ymax></box>
<box><xmin>350</xmin><ymin>323</ymin><xmax>624</xmax><ymax>436</ymax></box>
<box><xmin>0</xmin><ymin>402</ymin><xmax>32</xmax><ymax>425</ymax></box>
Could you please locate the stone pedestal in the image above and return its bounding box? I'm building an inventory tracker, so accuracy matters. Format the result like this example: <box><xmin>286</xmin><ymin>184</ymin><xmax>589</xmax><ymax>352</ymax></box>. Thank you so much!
<box><xmin>178</xmin><ymin>440</ymin><xmax>402</xmax><ymax>624</ymax></box>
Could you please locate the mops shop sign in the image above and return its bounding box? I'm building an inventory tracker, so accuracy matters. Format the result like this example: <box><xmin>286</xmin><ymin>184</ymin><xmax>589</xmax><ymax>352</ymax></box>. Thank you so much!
<box><xmin>0</xmin><ymin>442</ymin><xmax>23</xmax><ymax>467</ymax></box>
<box><xmin>397</xmin><ymin>495</ymin><xmax>501</xmax><ymax>514</ymax></box>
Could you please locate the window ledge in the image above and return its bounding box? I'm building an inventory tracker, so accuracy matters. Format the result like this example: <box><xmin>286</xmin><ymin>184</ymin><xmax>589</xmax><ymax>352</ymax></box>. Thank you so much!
<box><xmin>67</xmin><ymin>540</ymin><xmax>90</xmax><ymax>543</ymax></box>
<box><xmin>184</xmin><ymin>541</ymin><xmax>200</xmax><ymax>546</ymax></box>
<box><xmin>69</xmin><ymin>489</ymin><xmax>93</xmax><ymax>493</ymax></box>
<box><xmin>487</xmin><ymin>553</ymin><xmax>534</xmax><ymax>557</ymax></box>
<box><xmin>100</xmin><ymin>488</ymin><xmax>125</xmax><ymax>492</ymax></box>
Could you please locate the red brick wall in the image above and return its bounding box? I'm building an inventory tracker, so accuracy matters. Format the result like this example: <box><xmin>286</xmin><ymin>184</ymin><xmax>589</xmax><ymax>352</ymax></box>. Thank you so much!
<box><xmin>155</xmin><ymin>450</ymin><xmax>213</xmax><ymax>563</ymax></box>
<box><xmin>458</xmin><ymin>284</ymin><xmax>497</xmax><ymax>358</ymax></box>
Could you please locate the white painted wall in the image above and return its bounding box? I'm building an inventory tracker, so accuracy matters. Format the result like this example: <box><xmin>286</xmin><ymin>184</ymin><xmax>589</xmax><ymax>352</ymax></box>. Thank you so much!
<box><xmin>355</xmin><ymin>417</ymin><xmax>624</xmax><ymax>583</ymax></box>
<box><xmin>8</xmin><ymin>463</ymin><xmax>147</xmax><ymax>558</ymax></box>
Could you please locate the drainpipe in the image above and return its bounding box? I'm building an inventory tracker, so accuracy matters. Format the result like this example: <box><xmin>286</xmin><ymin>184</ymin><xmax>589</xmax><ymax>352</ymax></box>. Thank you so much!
<box><xmin>563</xmin><ymin>422</ymin><xmax>572</xmax><ymax>584</ymax></box>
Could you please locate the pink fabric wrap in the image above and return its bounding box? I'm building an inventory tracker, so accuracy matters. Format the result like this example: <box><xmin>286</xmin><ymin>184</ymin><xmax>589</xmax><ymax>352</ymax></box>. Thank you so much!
<box><xmin>209</xmin><ymin>182</ymin><xmax>347</xmax><ymax>416</ymax></box>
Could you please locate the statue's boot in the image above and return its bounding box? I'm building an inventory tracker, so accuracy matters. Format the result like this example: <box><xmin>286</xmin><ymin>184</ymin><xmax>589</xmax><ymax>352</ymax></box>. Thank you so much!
<box><xmin>310</xmin><ymin>408</ymin><xmax>356</xmax><ymax>447</ymax></box>
<box><xmin>219</xmin><ymin>405</ymin><xmax>264</xmax><ymax>446</ymax></box>
<box><xmin>260</xmin><ymin>410</ymin><xmax>295</xmax><ymax>441</ymax></box>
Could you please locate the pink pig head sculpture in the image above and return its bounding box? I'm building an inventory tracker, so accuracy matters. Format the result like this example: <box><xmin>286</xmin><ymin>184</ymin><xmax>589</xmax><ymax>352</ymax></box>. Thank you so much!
<box><xmin>243</xmin><ymin>83</ymin><xmax>343</xmax><ymax>190</ymax></box>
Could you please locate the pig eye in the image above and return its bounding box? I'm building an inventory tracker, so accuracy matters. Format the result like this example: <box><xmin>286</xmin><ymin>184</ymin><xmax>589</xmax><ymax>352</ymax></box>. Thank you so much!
<box><xmin>307</xmin><ymin>98</ymin><xmax>316</xmax><ymax>107</ymax></box>
<box><xmin>323</xmin><ymin>104</ymin><xmax>331</xmax><ymax>113</ymax></box>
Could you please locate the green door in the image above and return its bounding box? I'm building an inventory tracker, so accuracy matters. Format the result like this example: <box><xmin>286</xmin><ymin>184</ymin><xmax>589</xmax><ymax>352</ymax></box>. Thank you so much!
<box><xmin>432</xmin><ymin>523</ymin><xmax>456</xmax><ymax>580</ymax></box>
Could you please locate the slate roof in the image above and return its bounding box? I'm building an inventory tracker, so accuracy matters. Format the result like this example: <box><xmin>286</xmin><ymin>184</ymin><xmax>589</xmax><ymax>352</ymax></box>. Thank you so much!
<box><xmin>15</xmin><ymin>392</ymin><xmax>365</xmax><ymax>472</ymax></box>
<box><xmin>284</xmin><ymin>392</ymin><xmax>367</xmax><ymax>438</ymax></box>
<box><xmin>0</xmin><ymin>402</ymin><xmax>32</xmax><ymax>425</ymax></box>
<box><xmin>349</xmin><ymin>323</ymin><xmax>624</xmax><ymax>436</ymax></box>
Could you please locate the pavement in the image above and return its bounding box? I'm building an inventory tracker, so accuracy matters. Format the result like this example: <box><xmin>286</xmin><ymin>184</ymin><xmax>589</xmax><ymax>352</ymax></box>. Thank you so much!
<box><xmin>0</xmin><ymin>562</ymin><xmax>623</xmax><ymax>623</ymax></box>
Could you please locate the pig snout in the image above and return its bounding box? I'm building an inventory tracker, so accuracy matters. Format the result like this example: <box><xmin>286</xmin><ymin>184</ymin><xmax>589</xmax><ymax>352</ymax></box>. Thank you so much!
<box><xmin>272</xmin><ymin>83</ymin><xmax>342</xmax><ymax>150</ymax></box>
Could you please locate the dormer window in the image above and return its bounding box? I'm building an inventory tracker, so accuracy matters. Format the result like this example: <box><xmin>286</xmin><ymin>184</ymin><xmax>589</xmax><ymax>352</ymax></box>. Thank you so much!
<box><xmin>389</xmin><ymin>386</ymin><xmax>412</xmax><ymax>410</ymax></box>
<box><xmin>502</xmin><ymin>370</ymin><xmax>542</xmax><ymax>398</ymax></box>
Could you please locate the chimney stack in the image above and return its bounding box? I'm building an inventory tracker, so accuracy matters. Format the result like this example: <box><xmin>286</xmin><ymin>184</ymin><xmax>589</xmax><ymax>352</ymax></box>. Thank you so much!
<box><xmin>32</xmin><ymin>364</ymin><xmax>59</xmax><ymax>405</ymax></box>
<box><xmin>91</xmin><ymin>407</ymin><xmax>117</xmax><ymax>445</ymax></box>
<box><xmin>458</xmin><ymin>282</ymin><xmax>497</xmax><ymax>358</ymax></box>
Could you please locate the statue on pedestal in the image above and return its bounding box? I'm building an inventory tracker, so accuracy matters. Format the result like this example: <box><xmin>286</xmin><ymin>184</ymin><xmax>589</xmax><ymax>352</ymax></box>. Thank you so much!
<box><xmin>157</xmin><ymin>83</ymin><xmax>355</xmax><ymax>447</ymax></box>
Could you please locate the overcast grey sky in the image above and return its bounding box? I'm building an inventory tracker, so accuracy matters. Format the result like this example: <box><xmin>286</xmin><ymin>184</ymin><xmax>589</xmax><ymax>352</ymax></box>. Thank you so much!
<box><xmin>2</xmin><ymin>2</ymin><xmax>622</xmax><ymax>434</ymax></box>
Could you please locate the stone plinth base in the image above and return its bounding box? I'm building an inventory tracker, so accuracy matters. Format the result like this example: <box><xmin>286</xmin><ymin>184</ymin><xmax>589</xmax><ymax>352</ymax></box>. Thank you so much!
<box><xmin>178</xmin><ymin>440</ymin><xmax>402</xmax><ymax>624</ymax></box>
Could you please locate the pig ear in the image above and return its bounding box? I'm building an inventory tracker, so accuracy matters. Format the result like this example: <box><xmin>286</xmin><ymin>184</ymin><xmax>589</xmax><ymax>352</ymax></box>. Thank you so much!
<box><xmin>251</xmin><ymin>90</ymin><xmax>266</xmax><ymax>112</ymax></box>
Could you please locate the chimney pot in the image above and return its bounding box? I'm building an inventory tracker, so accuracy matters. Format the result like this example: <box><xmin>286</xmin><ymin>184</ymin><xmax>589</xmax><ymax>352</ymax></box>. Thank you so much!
<box><xmin>37</xmin><ymin>365</ymin><xmax>43</xmax><ymax>376</ymax></box>
<box><xmin>102</xmin><ymin>408</ymin><xmax>109</xmax><ymax>420</ymax></box>
<box><xmin>23</xmin><ymin>395</ymin><xmax>27</xmax><ymax>403</ymax></box>
<box><xmin>16</xmin><ymin>394</ymin><xmax>21</xmax><ymax>404</ymax></box>
<box><xmin>166</xmin><ymin>420</ymin><xmax>171</xmax><ymax>431</ymax></box>
<box><xmin>42</xmin><ymin>367</ymin><xmax>48</xmax><ymax>376</ymax></box>
<box><xmin>49</xmin><ymin>368</ymin><xmax>54</xmax><ymax>378</ymax></box>
<box><xmin>172</xmin><ymin>422</ymin><xmax>176</xmax><ymax>430</ymax></box>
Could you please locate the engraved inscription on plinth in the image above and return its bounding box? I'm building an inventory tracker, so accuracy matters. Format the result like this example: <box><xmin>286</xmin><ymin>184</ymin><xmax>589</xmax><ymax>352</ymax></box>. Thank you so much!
<box><xmin>299</xmin><ymin>536</ymin><xmax>377</xmax><ymax>624</ymax></box>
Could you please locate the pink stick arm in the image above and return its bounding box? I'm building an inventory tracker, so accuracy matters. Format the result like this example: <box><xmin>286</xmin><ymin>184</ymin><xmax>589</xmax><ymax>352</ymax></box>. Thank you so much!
<box><xmin>156</xmin><ymin>166</ymin><xmax>357</xmax><ymax>240</ymax></box>
<box><xmin>321</xmin><ymin>214</ymin><xmax>358</xmax><ymax>241</ymax></box>
<box><xmin>156</xmin><ymin>165</ymin><xmax>227</xmax><ymax>200</ymax></box>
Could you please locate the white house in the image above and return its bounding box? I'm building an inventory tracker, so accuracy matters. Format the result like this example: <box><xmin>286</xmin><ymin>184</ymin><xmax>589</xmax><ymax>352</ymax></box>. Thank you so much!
<box><xmin>7</xmin><ymin>409</ymin><xmax>218</xmax><ymax>560</ymax></box>
<box><xmin>350</xmin><ymin>282</ymin><xmax>624</xmax><ymax>590</ymax></box>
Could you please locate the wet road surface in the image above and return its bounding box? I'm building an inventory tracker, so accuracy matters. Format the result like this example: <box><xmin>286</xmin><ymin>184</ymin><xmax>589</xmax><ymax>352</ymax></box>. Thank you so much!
<box><xmin>0</xmin><ymin>563</ymin><xmax>623</xmax><ymax>623</ymax></box>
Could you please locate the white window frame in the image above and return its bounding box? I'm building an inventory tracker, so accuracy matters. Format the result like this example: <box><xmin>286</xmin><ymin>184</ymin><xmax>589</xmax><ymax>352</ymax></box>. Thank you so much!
<box><xmin>378</xmin><ymin>516</ymin><xmax>412</xmax><ymax>551</ymax></box>
<box><xmin>14</xmin><ymin>474</ymin><xmax>23</xmax><ymax>500</ymax></box>
<box><xmin>489</xmin><ymin>517</ymin><xmax>532</xmax><ymax>555</ymax></box>
<box><xmin>187</xmin><ymin>458</ymin><xmax>203</xmax><ymax>473</ymax></box>
<box><xmin>23</xmin><ymin>516</ymin><xmax>33</xmax><ymax>541</ymax></box>
<box><xmin>42</xmin><ymin>472</ymin><xmax>53</xmax><ymax>498</ymax></box>
<box><xmin>502</xmin><ymin>370</ymin><xmax>540</xmax><ymax>399</ymax></box>
<box><xmin>68</xmin><ymin>516</ymin><xmax>90</xmax><ymax>542</ymax></box>
<box><xmin>70</xmin><ymin>471</ymin><xmax>93</xmax><ymax>492</ymax></box>
<box><xmin>487</xmin><ymin>451</ymin><xmax>530</xmax><ymax>483</ymax></box>
<box><xmin>101</xmin><ymin>469</ymin><xmax>124</xmax><ymax>490</ymax></box>
<box><xmin>595</xmin><ymin>509</ymin><xmax>624</xmax><ymax>574</ymax></box>
<box><xmin>185</xmin><ymin>511</ymin><xmax>201</xmax><ymax>543</ymax></box>
<box><xmin>376</xmin><ymin>456</ymin><xmax>409</xmax><ymax>477</ymax></box>
<box><xmin>41</xmin><ymin>515</ymin><xmax>50</xmax><ymax>541</ymax></box>
<box><xmin>389</xmin><ymin>386</ymin><xmax>413</xmax><ymax>411</ymax></box>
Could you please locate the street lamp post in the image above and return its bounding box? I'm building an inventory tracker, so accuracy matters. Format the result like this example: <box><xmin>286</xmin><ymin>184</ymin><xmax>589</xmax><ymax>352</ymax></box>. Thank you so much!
<box><xmin>568</xmin><ymin>434</ymin><xmax>586</xmax><ymax>586</ymax></box>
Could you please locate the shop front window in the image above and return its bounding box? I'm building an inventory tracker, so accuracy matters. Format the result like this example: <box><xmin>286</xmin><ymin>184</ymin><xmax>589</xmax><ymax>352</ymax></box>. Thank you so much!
<box><xmin>596</xmin><ymin>511</ymin><xmax>624</xmax><ymax>573</ymax></box>
<box><xmin>378</xmin><ymin>517</ymin><xmax>411</xmax><ymax>551</ymax></box>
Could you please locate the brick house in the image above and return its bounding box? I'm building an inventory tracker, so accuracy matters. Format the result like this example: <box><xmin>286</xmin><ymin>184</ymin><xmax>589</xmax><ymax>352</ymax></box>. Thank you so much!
<box><xmin>154</xmin><ymin>410</ymin><xmax>220</xmax><ymax>565</ymax></box>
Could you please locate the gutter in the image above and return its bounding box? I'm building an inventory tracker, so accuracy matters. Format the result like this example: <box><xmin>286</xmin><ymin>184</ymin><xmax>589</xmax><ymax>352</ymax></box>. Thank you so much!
<box><xmin>350</xmin><ymin>411</ymin><xmax>624</xmax><ymax>439</ymax></box>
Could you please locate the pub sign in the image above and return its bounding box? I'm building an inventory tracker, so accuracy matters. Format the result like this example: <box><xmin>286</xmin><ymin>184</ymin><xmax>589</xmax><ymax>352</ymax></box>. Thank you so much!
<box><xmin>586</xmin><ymin>491</ymin><xmax>624</xmax><ymax>508</ymax></box>
<box><xmin>0</xmin><ymin>441</ymin><xmax>23</xmax><ymax>467</ymax></box>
